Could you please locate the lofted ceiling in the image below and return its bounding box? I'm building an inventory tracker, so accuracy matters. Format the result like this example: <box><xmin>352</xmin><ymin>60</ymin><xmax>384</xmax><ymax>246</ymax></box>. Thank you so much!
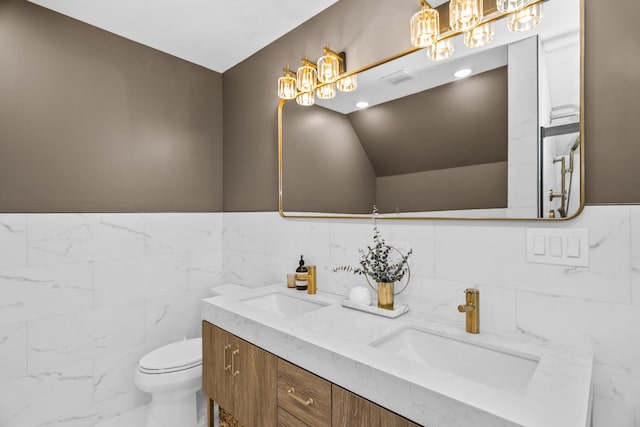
<box><xmin>26</xmin><ymin>0</ymin><xmax>339</xmax><ymax>72</ymax></box>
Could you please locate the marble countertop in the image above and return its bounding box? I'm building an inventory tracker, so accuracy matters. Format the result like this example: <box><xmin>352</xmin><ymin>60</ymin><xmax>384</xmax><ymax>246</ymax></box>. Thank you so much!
<box><xmin>202</xmin><ymin>284</ymin><xmax>593</xmax><ymax>427</ymax></box>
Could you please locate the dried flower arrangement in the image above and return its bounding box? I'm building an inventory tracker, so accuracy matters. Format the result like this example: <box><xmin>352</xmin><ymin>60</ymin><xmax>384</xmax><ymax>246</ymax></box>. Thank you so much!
<box><xmin>333</xmin><ymin>206</ymin><xmax>413</xmax><ymax>284</ymax></box>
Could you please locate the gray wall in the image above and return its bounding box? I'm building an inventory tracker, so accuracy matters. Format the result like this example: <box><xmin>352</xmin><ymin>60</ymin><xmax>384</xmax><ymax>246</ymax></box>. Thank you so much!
<box><xmin>585</xmin><ymin>0</ymin><xmax>640</xmax><ymax>204</ymax></box>
<box><xmin>282</xmin><ymin>103</ymin><xmax>376</xmax><ymax>214</ymax></box>
<box><xmin>376</xmin><ymin>162</ymin><xmax>508</xmax><ymax>213</ymax></box>
<box><xmin>348</xmin><ymin>67</ymin><xmax>507</xmax><ymax>176</ymax></box>
<box><xmin>223</xmin><ymin>0</ymin><xmax>640</xmax><ymax>211</ymax></box>
<box><xmin>0</xmin><ymin>0</ymin><xmax>223</xmax><ymax>212</ymax></box>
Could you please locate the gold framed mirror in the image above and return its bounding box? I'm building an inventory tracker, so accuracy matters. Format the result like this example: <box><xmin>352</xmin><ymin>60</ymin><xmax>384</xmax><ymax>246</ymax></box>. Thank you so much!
<box><xmin>278</xmin><ymin>0</ymin><xmax>584</xmax><ymax>221</ymax></box>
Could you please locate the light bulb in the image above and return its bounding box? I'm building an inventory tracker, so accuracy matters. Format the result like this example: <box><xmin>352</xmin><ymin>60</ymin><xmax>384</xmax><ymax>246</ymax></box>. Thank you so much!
<box><xmin>464</xmin><ymin>22</ymin><xmax>495</xmax><ymax>48</ymax></box>
<box><xmin>337</xmin><ymin>74</ymin><xmax>357</xmax><ymax>92</ymax></box>
<box><xmin>410</xmin><ymin>5</ymin><xmax>440</xmax><ymax>48</ymax></box>
<box><xmin>296</xmin><ymin>64</ymin><xmax>317</xmax><ymax>93</ymax></box>
<box><xmin>317</xmin><ymin>52</ymin><xmax>340</xmax><ymax>83</ymax></box>
<box><xmin>277</xmin><ymin>73</ymin><xmax>296</xmax><ymax>100</ymax></box>
<box><xmin>317</xmin><ymin>83</ymin><xmax>336</xmax><ymax>100</ymax></box>
<box><xmin>508</xmin><ymin>3</ymin><xmax>543</xmax><ymax>32</ymax></box>
<box><xmin>296</xmin><ymin>91</ymin><xmax>315</xmax><ymax>106</ymax></box>
<box><xmin>496</xmin><ymin>0</ymin><xmax>531</xmax><ymax>13</ymax></box>
<box><xmin>426</xmin><ymin>39</ymin><xmax>454</xmax><ymax>62</ymax></box>
<box><xmin>450</xmin><ymin>0</ymin><xmax>483</xmax><ymax>32</ymax></box>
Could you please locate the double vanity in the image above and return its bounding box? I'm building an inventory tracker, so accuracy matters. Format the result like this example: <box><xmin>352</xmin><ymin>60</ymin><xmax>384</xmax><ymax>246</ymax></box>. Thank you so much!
<box><xmin>201</xmin><ymin>285</ymin><xmax>593</xmax><ymax>426</ymax></box>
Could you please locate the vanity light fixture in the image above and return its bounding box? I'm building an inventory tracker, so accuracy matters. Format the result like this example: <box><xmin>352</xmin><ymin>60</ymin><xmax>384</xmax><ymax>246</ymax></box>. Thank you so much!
<box><xmin>508</xmin><ymin>3</ymin><xmax>543</xmax><ymax>32</ymax></box>
<box><xmin>317</xmin><ymin>83</ymin><xmax>336</xmax><ymax>100</ymax></box>
<box><xmin>296</xmin><ymin>58</ymin><xmax>317</xmax><ymax>93</ymax></box>
<box><xmin>277</xmin><ymin>67</ymin><xmax>297</xmax><ymax>100</ymax></box>
<box><xmin>427</xmin><ymin>39</ymin><xmax>454</xmax><ymax>61</ymax></box>
<box><xmin>409</xmin><ymin>0</ymin><xmax>544</xmax><ymax>63</ymax></box>
<box><xmin>410</xmin><ymin>0</ymin><xmax>440</xmax><ymax>48</ymax></box>
<box><xmin>296</xmin><ymin>91</ymin><xmax>315</xmax><ymax>106</ymax></box>
<box><xmin>464</xmin><ymin>22</ymin><xmax>495</xmax><ymax>48</ymax></box>
<box><xmin>317</xmin><ymin>47</ymin><xmax>341</xmax><ymax>83</ymax></box>
<box><xmin>356</xmin><ymin>101</ymin><xmax>369</xmax><ymax>109</ymax></box>
<box><xmin>449</xmin><ymin>0</ymin><xmax>483</xmax><ymax>32</ymax></box>
<box><xmin>278</xmin><ymin>48</ymin><xmax>357</xmax><ymax>102</ymax></box>
<box><xmin>454</xmin><ymin>68</ymin><xmax>473</xmax><ymax>78</ymax></box>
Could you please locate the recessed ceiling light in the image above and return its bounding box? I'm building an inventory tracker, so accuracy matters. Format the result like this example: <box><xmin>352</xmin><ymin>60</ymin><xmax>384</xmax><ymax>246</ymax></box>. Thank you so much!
<box><xmin>454</xmin><ymin>68</ymin><xmax>473</xmax><ymax>78</ymax></box>
<box><xmin>356</xmin><ymin>101</ymin><xmax>369</xmax><ymax>109</ymax></box>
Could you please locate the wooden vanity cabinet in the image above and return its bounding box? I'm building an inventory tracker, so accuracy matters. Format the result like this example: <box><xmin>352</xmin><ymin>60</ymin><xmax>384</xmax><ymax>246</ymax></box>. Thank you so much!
<box><xmin>202</xmin><ymin>321</ymin><xmax>277</xmax><ymax>426</ymax></box>
<box><xmin>332</xmin><ymin>385</ymin><xmax>420</xmax><ymax>427</ymax></box>
<box><xmin>203</xmin><ymin>321</ymin><xmax>419</xmax><ymax>427</ymax></box>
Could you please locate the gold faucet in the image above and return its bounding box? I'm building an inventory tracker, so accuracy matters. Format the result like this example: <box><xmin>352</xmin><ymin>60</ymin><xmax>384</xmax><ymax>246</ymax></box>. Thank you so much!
<box><xmin>457</xmin><ymin>288</ymin><xmax>479</xmax><ymax>334</ymax></box>
<box><xmin>295</xmin><ymin>265</ymin><xmax>316</xmax><ymax>295</ymax></box>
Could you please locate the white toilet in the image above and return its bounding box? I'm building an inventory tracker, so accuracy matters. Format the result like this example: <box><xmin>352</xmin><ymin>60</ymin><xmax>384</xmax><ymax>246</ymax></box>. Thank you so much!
<box><xmin>134</xmin><ymin>338</ymin><xmax>205</xmax><ymax>427</ymax></box>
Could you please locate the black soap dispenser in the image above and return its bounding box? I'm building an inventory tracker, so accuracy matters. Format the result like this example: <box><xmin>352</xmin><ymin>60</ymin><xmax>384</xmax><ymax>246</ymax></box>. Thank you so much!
<box><xmin>295</xmin><ymin>255</ymin><xmax>308</xmax><ymax>291</ymax></box>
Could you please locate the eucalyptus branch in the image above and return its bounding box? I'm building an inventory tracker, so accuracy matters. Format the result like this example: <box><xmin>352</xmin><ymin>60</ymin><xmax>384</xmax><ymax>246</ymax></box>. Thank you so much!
<box><xmin>332</xmin><ymin>205</ymin><xmax>413</xmax><ymax>283</ymax></box>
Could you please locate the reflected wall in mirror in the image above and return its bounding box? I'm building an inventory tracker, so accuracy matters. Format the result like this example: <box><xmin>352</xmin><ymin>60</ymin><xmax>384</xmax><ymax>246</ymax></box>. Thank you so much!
<box><xmin>279</xmin><ymin>0</ymin><xmax>583</xmax><ymax>220</ymax></box>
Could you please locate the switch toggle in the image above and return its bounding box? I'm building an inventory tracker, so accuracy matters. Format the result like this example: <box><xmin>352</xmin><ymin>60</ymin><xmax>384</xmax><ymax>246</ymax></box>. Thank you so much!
<box><xmin>549</xmin><ymin>237</ymin><xmax>563</xmax><ymax>257</ymax></box>
<box><xmin>533</xmin><ymin>236</ymin><xmax>546</xmax><ymax>255</ymax></box>
<box><xmin>567</xmin><ymin>237</ymin><xmax>581</xmax><ymax>258</ymax></box>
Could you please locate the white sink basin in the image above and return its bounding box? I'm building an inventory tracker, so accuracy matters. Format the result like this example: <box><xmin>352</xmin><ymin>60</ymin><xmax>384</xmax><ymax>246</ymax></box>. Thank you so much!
<box><xmin>240</xmin><ymin>292</ymin><xmax>329</xmax><ymax>318</ymax></box>
<box><xmin>370</xmin><ymin>327</ymin><xmax>539</xmax><ymax>393</ymax></box>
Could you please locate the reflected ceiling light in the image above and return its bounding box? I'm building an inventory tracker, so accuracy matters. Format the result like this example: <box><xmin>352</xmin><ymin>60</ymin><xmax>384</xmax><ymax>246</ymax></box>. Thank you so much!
<box><xmin>317</xmin><ymin>83</ymin><xmax>336</xmax><ymax>100</ymax></box>
<box><xmin>410</xmin><ymin>1</ymin><xmax>440</xmax><ymax>48</ymax></box>
<box><xmin>407</xmin><ymin>0</ymin><xmax>543</xmax><ymax>63</ymax></box>
<box><xmin>277</xmin><ymin>67</ymin><xmax>297</xmax><ymax>100</ymax></box>
<box><xmin>426</xmin><ymin>39</ymin><xmax>454</xmax><ymax>62</ymax></box>
<box><xmin>464</xmin><ymin>22</ymin><xmax>495</xmax><ymax>48</ymax></box>
<box><xmin>454</xmin><ymin>68</ymin><xmax>473</xmax><ymax>78</ymax></box>
<box><xmin>356</xmin><ymin>101</ymin><xmax>369</xmax><ymax>109</ymax></box>
<box><xmin>317</xmin><ymin>47</ymin><xmax>342</xmax><ymax>83</ymax></box>
<box><xmin>496</xmin><ymin>0</ymin><xmax>530</xmax><ymax>13</ymax></box>
<box><xmin>508</xmin><ymin>3</ymin><xmax>543</xmax><ymax>32</ymax></box>
<box><xmin>296</xmin><ymin>58</ymin><xmax>317</xmax><ymax>93</ymax></box>
<box><xmin>449</xmin><ymin>0</ymin><xmax>483</xmax><ymax>32</ymax></box>
<box><xmin>296</xmin><ymin>91</ymin><xmax>315</xmax><ymax>106</ymax></box>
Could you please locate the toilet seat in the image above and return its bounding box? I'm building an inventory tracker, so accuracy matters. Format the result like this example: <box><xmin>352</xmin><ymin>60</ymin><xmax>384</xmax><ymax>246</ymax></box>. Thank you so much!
<box><xmin>139</xmin><ymin>338</ymin><xmax>202</xmax><ymax>375</ymax></box>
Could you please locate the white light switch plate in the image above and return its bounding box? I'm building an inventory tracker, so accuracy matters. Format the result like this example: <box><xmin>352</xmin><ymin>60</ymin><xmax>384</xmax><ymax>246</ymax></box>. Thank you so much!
<box><xmin>526</xmin><ymin>228</ymin><xmax>589</xmax><ymax>267</ymax></box>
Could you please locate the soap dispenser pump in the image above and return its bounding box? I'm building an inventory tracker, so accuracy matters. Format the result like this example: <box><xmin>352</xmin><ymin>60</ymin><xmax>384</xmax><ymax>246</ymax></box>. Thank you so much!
<box><xmin>295</xmin><ymin>255</ymin><xmax>308</xmax><ymax>291</ymax></box>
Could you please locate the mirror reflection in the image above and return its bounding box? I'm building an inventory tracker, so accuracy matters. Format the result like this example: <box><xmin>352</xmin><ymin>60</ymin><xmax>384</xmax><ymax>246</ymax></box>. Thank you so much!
<box><xmin>280</xmin><ymin>0</ymin><xmax>581</xmax><ymax>219</ymax></box>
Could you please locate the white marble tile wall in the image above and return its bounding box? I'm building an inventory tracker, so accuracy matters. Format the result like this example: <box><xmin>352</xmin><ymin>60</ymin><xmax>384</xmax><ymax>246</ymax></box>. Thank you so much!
<box><xmin>0</xmin><ymin>213</ymin><xmax>223</xmax><ymax>427</ymax></box>
<box><xmin>223</xmin><ymin>206</ymin><xmax>640</xmax><ymax>426</ymax></box>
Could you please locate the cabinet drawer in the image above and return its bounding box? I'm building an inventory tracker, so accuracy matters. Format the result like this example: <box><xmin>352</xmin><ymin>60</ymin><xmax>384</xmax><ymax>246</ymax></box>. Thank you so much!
<box><xmin>277</xmin><ymin>359</ymin><xmax>331</xmax><ymax>427</ymax></box>
<box><xmin>278</xmin><ymin>407</ymin><xmax>309</xmax><ymax>427</ymax></box>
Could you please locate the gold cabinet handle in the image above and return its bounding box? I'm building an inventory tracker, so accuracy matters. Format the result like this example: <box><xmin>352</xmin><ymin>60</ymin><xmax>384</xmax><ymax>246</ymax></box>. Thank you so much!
<box><xmin>223</xmin><ymin>344</ymin><xmax>232</xmax><ymax>371</ymax></box>
<box><xmin>287</xmin><ymin>387</ymin><xmax>314</xmax><ymax>406</ymax></box>
<box><xmin>232</xmin><ymin>348</ymin><xmax>240</xmax><ymax>377</ymax></box>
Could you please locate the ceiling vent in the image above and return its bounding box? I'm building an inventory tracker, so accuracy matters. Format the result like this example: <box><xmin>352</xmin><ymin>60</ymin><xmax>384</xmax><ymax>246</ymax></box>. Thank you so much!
<box><xmin>380</xmin><ymin>70</ymin><xmax>414</xmax><ymax>85</ymax></box>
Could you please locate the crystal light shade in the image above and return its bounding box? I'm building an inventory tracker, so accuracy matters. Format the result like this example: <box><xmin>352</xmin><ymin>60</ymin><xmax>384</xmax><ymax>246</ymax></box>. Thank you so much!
<box><xmin>296</xmin><ymin>64</ymin><xmax>317</xmax><ymax>92</ymax></box>
<box><xmin>464</xmin><ymin>22</ymin><xmax>495</xmax><ymax>48</ymax></box>
<box><xmin>496</xmin><ymin>0</ymin><xmax>530</xmax><ymax>13</ymax></box>
<box><xmin>296</xmin><ymin>91</ymin><xmax>315</xmax><ymax>106</ymax></box>
<box><xmin>410</xmin><ymin>6</ymin><xmax>439</xmax><ymax>48</ymax></box>
<box><xmin>317</xmin><ymin>83</ymin><xmax>336</xmax><ymax>100</ymax></box>
<box><xmin>508</xmin><ymin>3</ymin><xmax>543</xmax><ymax>32</ymax></box>
<box><xmin>317</xmin><ymin>53</ymin><xmax>340</xmax><ymax>83</ymax></box>
<box><xmin>449</xmin><ymin>0</ymin><xmax>483</xmax><ymax>32</ymax></box>
<box><xmin>337</xmin><ymin>74</ymin><xmax>357</xmax><ymax>92</ymax></box>
<box><xmin>426</xmin><ymin>39</ymin><xmax>454</xmax><ymax>62</ymax></box>
<box><xmin>277</xmin><ymin>74</ymin><xmax>296</xmax><ymax>100</ymax></box>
